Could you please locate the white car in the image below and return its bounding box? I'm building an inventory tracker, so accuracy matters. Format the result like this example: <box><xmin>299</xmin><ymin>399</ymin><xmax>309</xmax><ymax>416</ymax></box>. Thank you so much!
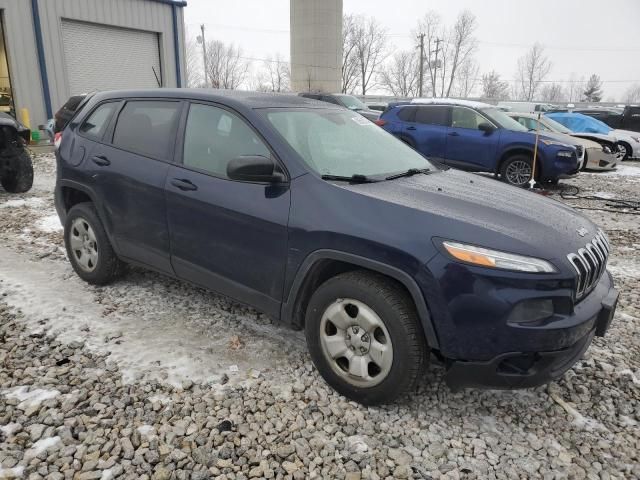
<box><xmin>507</xmin><ymin>112</ymin><xmax>619</xmax><ymax>171</ymax></box>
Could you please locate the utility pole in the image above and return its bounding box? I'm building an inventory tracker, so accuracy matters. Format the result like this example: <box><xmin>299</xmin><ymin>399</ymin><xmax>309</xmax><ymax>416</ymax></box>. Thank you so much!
<box><xmin>200</xmin><ymin>24</ymin><xmax>208</xmax><ymax>87</ymax></box>
<box><xmin>417</xmin><ymin>33</ymin><xmax>425</xmax><ymax>97</ymax></box>
<box><xmin>430</xmin><ymin>38</ymin><xmax>443</xmax><ymax>97</ymax></box>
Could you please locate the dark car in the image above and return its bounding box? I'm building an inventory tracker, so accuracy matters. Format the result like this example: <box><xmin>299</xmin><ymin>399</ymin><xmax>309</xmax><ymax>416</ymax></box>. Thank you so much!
<box><xmin>378</xmin><ymin>99</ymin><xmax>579</xmax><ymax>187</ymax></box>
<box><xmin>55</xmin><ymin>89</ymin><xmax>618</xmax><ymax>405</ymax></box>
<box><xmin>574</xmin><ymin>106</ymin><xmax>640</xmax><ymax>133</ymax></box>
<box><xmin>54</xmin><ymin>94</ymin><xmax>87</xmax><ymax>133</ymax></box>
<box><xmin>298</xmin><ymin>92</ymin><xmax>380</xmax><ymax>122</ymax></box>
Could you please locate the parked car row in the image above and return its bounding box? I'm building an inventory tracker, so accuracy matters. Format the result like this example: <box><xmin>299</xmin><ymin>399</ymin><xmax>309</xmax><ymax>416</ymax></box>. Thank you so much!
<box><xmin>54</xmin><ymin>89</ymin><xmax>618</xmax><ymax>405</ymax></box>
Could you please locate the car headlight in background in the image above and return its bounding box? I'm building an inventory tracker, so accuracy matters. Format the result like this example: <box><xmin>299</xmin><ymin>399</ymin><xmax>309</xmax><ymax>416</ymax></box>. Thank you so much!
<box><xmin>442</xmin><ymin>241</ymin><xmax>557</xmax><ymax>273</ymax></box>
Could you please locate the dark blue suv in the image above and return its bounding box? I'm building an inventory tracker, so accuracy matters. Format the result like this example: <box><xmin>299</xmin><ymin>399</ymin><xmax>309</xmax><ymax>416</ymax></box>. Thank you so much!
<box><xmin>55</xmin><ymin>90</ymin><xmax>618</xmax><ymax>405</ymax></box>
<box><xmin>378</xmin><ymin>99</ymin><xmax>579</xmax><ymax>186</ymax></box>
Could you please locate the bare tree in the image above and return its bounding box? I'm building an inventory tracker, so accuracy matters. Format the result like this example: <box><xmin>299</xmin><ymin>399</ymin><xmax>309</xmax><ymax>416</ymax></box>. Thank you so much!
<box><xmin>442</xmin><ymin>11</ymin><xmax>477</xmax><ymax>97</ymax></box>
<box><xmin>204</xmin><ymin>40</ymin><xmax>250</xmax><ymax>90</ymax></box>
<box><xmin>539</xmin><ymin>83</ymin><xmax>566</xmax><ymax>103</ymax></box>
<box><xmin>515</xmin><ymin>43</ymin><xmax>552</xmax><ymax>101</ymax></box>
<box><xmin>565</xmin><ymin>73</ymin><xmax>585</xmax><ymax>103</ymax></box>
<box><xmin>185</xmin><ymin>37</ymin><xmax>203</xmax><ymax>88</ymax></box>
<box><xmin>259</xmin><ymin>54</ymin><xmax>290</xmax><ymax>92</ymax></box>
<box><xmin>341</xmin><ymin>14</ymin><xmax>360</xmax><ymax>94</ymax></box>
<box><xmin>481</xmin><ymin>71</ymin><xmax>510</xmax><ymax>100</ymax></box>
<box><xmin>583</xmin><ymin>74</ymin><xmax>603</xmax><ymax>102</ymax></box>
<box><xmin>378</xmin><ymin>50</ymin><xmax>420</xmax><ymax>97</ymax></box>
<box><xmin>453</xmin><ymin>60</ymin><xmax>479</xmax><ymax>98</ymax></box>
<box><xmin>623</xmin><ymin>84</ymin><xmax>640</xmax><ymax>104</ymax></box>
<box><xmin>352</xmin><ymin>16</ymin><xmax>388</xmax><ymax>95</ymax></box>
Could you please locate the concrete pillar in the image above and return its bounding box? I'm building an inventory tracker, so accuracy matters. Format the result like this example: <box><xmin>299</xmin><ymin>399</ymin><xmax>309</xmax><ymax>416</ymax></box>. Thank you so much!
<box><xmin>290</xmin><ymin>0</ymin><xmax>342</xmax><ymax>93</ymax></box>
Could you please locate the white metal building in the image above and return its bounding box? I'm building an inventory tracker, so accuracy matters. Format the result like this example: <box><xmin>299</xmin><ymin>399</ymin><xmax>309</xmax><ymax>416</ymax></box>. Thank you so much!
<box><xmin>290</xmin><ymin>0</ymin><xmax>342</xmax><ymax>93</ymax></box>
<box><xmin>0</xmin><ymin>0</ymin><xmax>186</xmax><ymax>129</ymax></box>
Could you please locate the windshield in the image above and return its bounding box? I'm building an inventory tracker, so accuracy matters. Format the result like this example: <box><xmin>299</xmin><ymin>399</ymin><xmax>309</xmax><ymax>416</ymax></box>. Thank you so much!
<box><xmin>264</xmin><ymin>109</ymin><xmax>434</xmax><ymax>178</ymax></box>
<box><xmin>481</xmin><ymin>108</ymin><xmax>528</xmax><ymax>132</ymax></box>
<box><xmin>335</xmin><ymin>94</ymin><xmax>367</xmax><ymax>111</ymax></box>
<box><xmin>540</xmin><ymin>116</ymin><xmax>573</xmax><ymax>134</ymax></box>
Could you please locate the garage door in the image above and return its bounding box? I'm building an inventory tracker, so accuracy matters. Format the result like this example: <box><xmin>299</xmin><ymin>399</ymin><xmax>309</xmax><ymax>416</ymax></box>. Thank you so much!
<box><xmin>61</xmin><ymin>20</ymin><xmax>162</xmax><ymax>95</ymax></box>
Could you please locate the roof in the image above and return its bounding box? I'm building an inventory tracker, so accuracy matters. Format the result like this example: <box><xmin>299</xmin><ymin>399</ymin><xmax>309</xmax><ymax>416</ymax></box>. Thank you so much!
<box><xmin>148</xmin><ymin>0</ymin><xmax>187</xmax><ymax>6</ymax></box>
<box><xmin>90</xmin><ymin>88</ymin><xmax>342</xmax><ymax>110</ymax></box>
<box><xmin>411</xmin><ymin>98</ymin><xmax>493</xmax><ymax>109</ymax></box>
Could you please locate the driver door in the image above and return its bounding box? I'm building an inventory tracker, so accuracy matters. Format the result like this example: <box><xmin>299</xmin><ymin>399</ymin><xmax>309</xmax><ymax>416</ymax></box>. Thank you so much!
<box><xmin>165</xmin><ymin>102</ymin><xmax>291</xmax><ymax>317</ymax></box>
<box><xmin>445</xmin><ymin>106</ymin><xmax>499</xmax><ymax>171</ymax></box>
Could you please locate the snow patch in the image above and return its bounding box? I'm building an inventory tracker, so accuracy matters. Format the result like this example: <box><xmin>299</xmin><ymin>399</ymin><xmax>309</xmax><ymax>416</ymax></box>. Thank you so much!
<box><xmin>100</xmin><ymin>469</ymin><xmax>115</xmax><ymax>480</ymax></box>
<box><xmin>23</xmin><ymin>436</ymin><xmax>61</xmax><ymax>460</ymax></box>
<box><xmin>0</xmin><ymin>197</ymin><xmax>44</xmax><ymax>209</ymax></box>
<box><xmin>137</xmin><ymin>425</ymin><xmax>155</xmax><ymax>437</ymax></box>
<box><xmin>0</xmin><ymin>422</ymin><xmax>21</xmax><ymax>438</ymax></box>
<box><xmin>550</xmin><ymin>392</ymin><xmax>607</xmax><ymax>432</ymax></box>
<box><xmin>618</xmin><ymin>369</ymin><xmax>640</xmax><ymax>385</ymax></box>
<box><xmin>35</xmin><ymin>214</ymin><xmax>62</xmax><ymax>233</ymax></box>
<box><xmin>2</xmin><ymin>386</ymin><xmax>60</xmax><ymax>410</ymax></box>
<box><xmin>0</xmin><ymin>466</ymin><xmax>24</xmax><ymax>479</ymax></box>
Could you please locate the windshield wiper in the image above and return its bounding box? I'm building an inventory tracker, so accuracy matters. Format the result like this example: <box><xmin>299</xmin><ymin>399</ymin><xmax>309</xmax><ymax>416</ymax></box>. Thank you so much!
<box><xmin>385</xmin><ymin>168</ymin><xmax>431</xmax><ymax>180</ymax></box>
<box><xmin>321</xmin><ymin>174</ymin><xmax>377</xmax><ymax>183</ymax></box>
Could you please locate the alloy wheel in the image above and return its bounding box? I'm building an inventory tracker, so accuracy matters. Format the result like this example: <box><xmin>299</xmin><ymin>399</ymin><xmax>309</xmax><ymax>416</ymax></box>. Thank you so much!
<box><xmin>505</xmin><ymin>160</ymin><xmax>532</xmax><ymax>186</ymax></box>
<box><xmin>319</xmin><ymin>298</ymin><xmax>393</xmax><ymax>387</ymax></box>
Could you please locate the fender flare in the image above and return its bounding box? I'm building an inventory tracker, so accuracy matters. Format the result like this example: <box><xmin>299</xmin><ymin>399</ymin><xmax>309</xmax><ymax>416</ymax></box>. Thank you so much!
<box><xmin>281</xmin><ymin>249</ymin><xmax>440</xmax><ymax>349</ymax></box>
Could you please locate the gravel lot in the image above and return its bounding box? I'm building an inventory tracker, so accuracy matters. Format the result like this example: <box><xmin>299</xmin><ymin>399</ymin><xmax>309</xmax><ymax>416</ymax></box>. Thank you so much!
<box><xmin>0</xmin><ymin>154</ymin><xmax>639</xmax><ymax>480</ymax></box>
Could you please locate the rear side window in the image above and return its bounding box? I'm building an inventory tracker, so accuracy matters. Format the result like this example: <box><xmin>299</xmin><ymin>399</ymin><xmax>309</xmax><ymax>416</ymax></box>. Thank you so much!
<box><xmin>182</xmin><ymin>103</ymin><xmax>270</xmax><ymax>179</ymax></box>
<box><xmin>415</xmin><ymin>106</ymin><xmax>449</xmax><ymax>126</ymax></box>
<box><xmin>112</xmin><ymin>101</ymin><xmax>180</xmax><ymax>159</ymax></box>
<box><xmin>397</xmin><ymin>106</ymin><xmax>416</xmax><ymax>121</ymax></box>
<box><xmin>79</xmin><ymin>102</ymin><xmax>118</xmax><ymax>140</ymax></box>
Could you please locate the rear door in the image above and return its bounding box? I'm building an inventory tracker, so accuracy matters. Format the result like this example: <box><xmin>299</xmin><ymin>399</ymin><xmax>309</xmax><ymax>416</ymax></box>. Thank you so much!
<box><xmin>86</xmin><ymin>99</ymin><xmax>181</xmax><ymax>273</ymax></box>
<box><xmin>445</xmin><ymin>106</ymin><xmax>499</xmax><ymax>171</ymax></box>
<box><xmin>165</xmin><ymin>102</ymin><xmax>291</xmax><ymax>317</ymax></box>
<box><xmin>402</xmin><ymin>105</ymin><xmax>449</xmax><ymax>161</ymax></box>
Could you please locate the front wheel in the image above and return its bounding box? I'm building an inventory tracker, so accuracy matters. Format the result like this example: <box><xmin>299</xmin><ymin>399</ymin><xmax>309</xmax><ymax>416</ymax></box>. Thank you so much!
<box><xmin>0</xmin><ymin>148</ymin><xmax>33</xmax><ymax>193</ymax></box>
<box><xmin>305</xmin><ymin>271</ymin><xmax>428</xmax><ymax>405</ymax></box>
<box><xmin>617</xmin><ymin>142</ymin><xmax>631</xmax><ymax>161</ymax></box>
<box><xmin>500</xmin><ymin>155</ymin><xmax>533</xmax><ymax>187</ymax></box>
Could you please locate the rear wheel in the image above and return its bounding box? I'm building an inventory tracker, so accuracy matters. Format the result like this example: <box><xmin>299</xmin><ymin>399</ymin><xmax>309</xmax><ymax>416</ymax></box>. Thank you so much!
<box><xmin>0</xmin><ymin>148</ymin><xmax>33</xmax><ymax>193</ymax></box>
<box><xmin>64</xmin><ymin>203</ymin><xmax>125</xmax><ymax>285</ymax></box>
<box><xmin>305</xmin><ymin>271</ymin><xmax>428</xmax><ymax>405</ymax></box>
<box><xmin>500</xmin><ymin>155</ymin><xmax>533</xmax><ymax>187</ymax></box>
<box><xmin>617</xmin><ymin>142</ymin><xmax>631</xmax><ymax>161</ymax></box>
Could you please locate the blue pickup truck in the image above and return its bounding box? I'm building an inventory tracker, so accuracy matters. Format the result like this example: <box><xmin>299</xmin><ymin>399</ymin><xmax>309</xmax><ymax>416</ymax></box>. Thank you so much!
<box><xmin>377</xmin><ymin>99</ymin><xmax>579</xmax><ymax>187</ymax></box>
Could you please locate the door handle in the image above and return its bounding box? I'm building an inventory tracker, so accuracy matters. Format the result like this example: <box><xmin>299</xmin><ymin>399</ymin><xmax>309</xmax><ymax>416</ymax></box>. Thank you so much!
<box><xmin>448</xmin><ymin>131</ymin><xmax>460</xmax><ymax>136</ymax></box>
<box><xmin>406</xmin><ymin>126</ymin><xmax>417</xmax><ymax>131</ymax></box>
<box><xmin>170</xmin><ymin>178</ymin><xmax>198</xmax><ymax>191</ymax></box>
<box><xmin>91</xmin><ymin>155</ymin><xmax>110</xmax><ymax>166</ymax></box>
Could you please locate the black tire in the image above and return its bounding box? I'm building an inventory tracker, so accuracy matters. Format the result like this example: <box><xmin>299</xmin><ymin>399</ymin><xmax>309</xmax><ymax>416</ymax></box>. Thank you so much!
<box><xmin>64</xmin><ymin>202</ymin><xmax>125</xmax><ymax>285</ymax></box>
<box><xmin>500</xmin><ymin>154</ymin><xmax>533</xmax><ymax>187</ymax></box>
<box><xmin>305</xmin><ymin>271</ymin><xmax>428</xmax><ymax>405</ymax></box>
<box><xmin>0</xmin><ymin>148</ymin><xmax>33</xmax><ymax>193</ymax></box>
<box><xmin>617</xmin><ymin>142</ymin><xmax>631</xmax><ymax>161</ymax></box>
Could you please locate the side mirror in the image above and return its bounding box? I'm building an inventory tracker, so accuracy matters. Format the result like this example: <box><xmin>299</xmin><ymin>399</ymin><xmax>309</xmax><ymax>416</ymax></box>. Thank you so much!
<box><xmin>227</xmin><ymin>155</ymin><xmax>286</xmax><ymax>183</ymax></box>
<box><xmin>478</xmin><ymin>122</ymin><xmax>495</xmax><ymax>134</ymax></box>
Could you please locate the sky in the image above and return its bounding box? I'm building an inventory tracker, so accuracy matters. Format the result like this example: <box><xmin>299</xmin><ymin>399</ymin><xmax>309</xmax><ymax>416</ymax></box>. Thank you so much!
<box><xmin>183</xmin><ymin>0</ymin><xmax>640</xmax><ymax>100</ymax></box>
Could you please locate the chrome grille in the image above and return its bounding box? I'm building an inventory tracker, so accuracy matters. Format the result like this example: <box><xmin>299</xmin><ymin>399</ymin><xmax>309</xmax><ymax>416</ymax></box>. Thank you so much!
<box><xmin>567</xmin><ymin>230</ymin><xmax>610</xmax><ymax>300</ymax></box>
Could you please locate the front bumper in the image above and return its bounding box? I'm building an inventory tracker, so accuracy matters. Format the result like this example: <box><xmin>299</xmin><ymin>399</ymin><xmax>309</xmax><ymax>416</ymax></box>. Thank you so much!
<box><xmin>584</xmin><ymin>147</ymin><xmax>619</xmax><ymax>171</ymax></box>
<box><xmin>444</xmin><ymin>283</ymin><xmax>618</xmax><ymax>390</ymax></box>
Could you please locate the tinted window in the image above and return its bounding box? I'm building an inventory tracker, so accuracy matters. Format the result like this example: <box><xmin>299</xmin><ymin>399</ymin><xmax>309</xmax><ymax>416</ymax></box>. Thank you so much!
<box><xmin>415</xmin><ymin>106</ymin><xmax>449</xmax><ymax>126</ymax></box>
<box><xmin>183</xmin><ymin>104</ymin><xmax>270</xmax><ymax>179</ymax></box>
<box><xmin>397</xmin><ymin>106</ymin><xmax>416</xmax><ymax>121</ymax></box>
<box><xmin>452</xmin><ymin>107</ymin><xmax>490</xmax><ymax>130</ymax></box>
<box><xmin>112</xmin><ymin>101</ymin><xmax>180</xmax><ymax>159</ymax></box>
<box><xmin>79</xmin><ymin>102</ymin><xmax>117</xmax><ymax>140</ymax></box>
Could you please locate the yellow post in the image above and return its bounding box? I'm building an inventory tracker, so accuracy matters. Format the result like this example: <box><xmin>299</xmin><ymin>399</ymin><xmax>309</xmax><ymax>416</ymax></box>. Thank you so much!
<box><xmin>530</xmin><ymin>112</ymin><xmax>540</xmax><ymax>189</ymax></box>
<box><xmin>20</xmin><ymin>108</ymin><xmax>31</xmax><ymax>129</ymax></box>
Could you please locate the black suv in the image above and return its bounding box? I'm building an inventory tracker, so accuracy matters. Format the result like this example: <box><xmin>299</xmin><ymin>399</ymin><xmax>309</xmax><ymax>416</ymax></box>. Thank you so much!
<box><xmin>55</xmin><ymin>90</ymin><xmax>618</xmax><ymax>404</ymax></box>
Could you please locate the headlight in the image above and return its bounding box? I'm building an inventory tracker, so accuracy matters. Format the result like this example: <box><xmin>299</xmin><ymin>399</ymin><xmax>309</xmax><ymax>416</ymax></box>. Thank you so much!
<box><xmin>442</xmin><ymin>241</ymin><xmax>557</xmax><ymax>273</ymax></box>
<box><xmin>539</xmin><ymin>139</ymin><xmax>571</xmax><ymax>148</ymax></box>
<box><xmin>631</xmin><ymin>136</ymin><xmax>640</xmax><ymax>143</ymax></box>
<box><xmin>556</xmin><ymin>151</ymin><xmax>574</xmax><ymax>158</ymax></box>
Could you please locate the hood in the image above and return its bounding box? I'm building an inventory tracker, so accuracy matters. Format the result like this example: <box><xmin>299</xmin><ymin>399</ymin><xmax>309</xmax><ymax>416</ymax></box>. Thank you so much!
<box><xmin>357</xmin><ymin>109</ymin><xmax>381</xmax><ymax>121</ymax></box>
<box><xmin>571</xmin><ymin>132</ymin><xmax>617</xmax><ymax>145</ymax></box>
<box><xmin>613</xmin><ymin>129</ymin><xmax>640</xmax><ymax>141</ymax></box>
<box><xmin>341</xmin><ymin>169</ymin><xmax>599</xmax><ymax>262</ymax></box>
<box><xmin>535</xmin><ymin>130</ymin><xmax>584</xmax><ymax>147</ymax></box>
